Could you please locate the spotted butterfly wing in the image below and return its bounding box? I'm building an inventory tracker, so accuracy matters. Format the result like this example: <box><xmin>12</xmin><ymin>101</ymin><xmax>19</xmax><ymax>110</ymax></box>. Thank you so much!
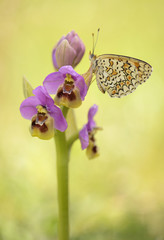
<box><xmin>91</xmin><ymin>54</ymin><xmax>152</xmax><ymax>98</ymax></box>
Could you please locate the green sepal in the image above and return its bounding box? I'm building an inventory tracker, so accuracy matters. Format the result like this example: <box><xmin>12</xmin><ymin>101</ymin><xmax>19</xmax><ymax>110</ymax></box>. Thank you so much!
<box><xmin>23</xmin><ymin>76</ymin><xmax>34</xmax><ymax>98</ymax></box>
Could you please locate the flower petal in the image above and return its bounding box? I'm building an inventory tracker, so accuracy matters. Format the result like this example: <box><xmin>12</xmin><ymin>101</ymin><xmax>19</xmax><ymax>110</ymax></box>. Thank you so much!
<box><xmin>52</xmin><ymin>48</ymin><xmax>59</xmax><ymax>69</ymax></box>
<box><xmin>43</xmin><ymin>72</ymin><xmax>64</xmax><ymax>95</ymax></box>
<box><xmin>75</xmin><ymin>76</ymin><xmax>88</xmax><ymax>101</ymax></box>
<box><xmin>55</xmin><ymin>39</ymin><xmax>76</xmax><ymax>67</ymax></box>
<box><xmin>52</xmin><ymin>36</ymin><xmax>65</xmax><ymax>69</ymax></box>
<box><xmin>65</xmin><ymin>30</ymin><xmax>76</xmax><ymax>42</ymax></box>
<box><xmin>33</xmin><ymin>86</ymin><xmax>54</xmax><ymax>108</ymax></box>
<box><xmin>20</xmin><ymin>96</ymin><xmax>40</xmax><ymax>119</ymax></box>
<box><xmin>59</xmin><ymin>65</ymin><xmax>79</xmax><ymax>79</ymax></box>
<box><xmin>54</xmin><ymin>35</ymin><xmax>65</xmax><ymax>49</ymax></box>
<box><xmin>70</xmin><ymin>35</ymin><xmax>81</xmax><ymax>52</ymax></box>
<box><xmin>70</xmin><ymin>35</ymin><xmax>85</xmax><ymax>66</ymax></box>
<box><xmin>87</xmin><ymin>104</ymin><xmax>98</xmax><ymax>131</ymax></box>
<box><xmin>50</xmin><ymin>105</ymin><xmax>68</xmax><ymax>132</ymax></box>
<box><xmin>79</xmin><ymin>125</ymin><xmax>89</xmax><ymax>149</ymax></box>
<box><xmin>88</xmin><ymin>104</ymin><xmax>98</xmax><ymax>120</ymax></box>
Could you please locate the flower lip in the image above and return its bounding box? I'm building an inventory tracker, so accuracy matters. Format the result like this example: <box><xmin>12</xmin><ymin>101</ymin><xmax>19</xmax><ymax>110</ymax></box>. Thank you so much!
<box><xmin>55</xmin><ymin>85</ymin><xmax>81</xmax><ymax>108</ymax></box>
<box><xmin>31</xmin><ymin>111</ymin><xmax>54</xmax><ymax>140</ymax></box>
<box><xmin>32</xmin><ymin>112</ymin><xmax>48</xmax><ymax>130</ymax></box>
<box><xmin>63</xmin><ymin>80</ymin><xmax>74</xmax><ymax>94</ymax></box>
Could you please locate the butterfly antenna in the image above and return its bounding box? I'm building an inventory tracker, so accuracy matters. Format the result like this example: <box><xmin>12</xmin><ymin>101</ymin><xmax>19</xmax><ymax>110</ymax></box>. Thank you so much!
<box><xmin>92</xmin><ymin>28</ymin><xmax>100</xmax><ymax>55</ymax></box>
<box><xmin>92</xmin><ymin>33</ymin><xmax>95</xmax><ymax>55</ymax></box>
<box><xmin>94</xmin><ymin>28</ymin><xmax>100</xmax><ymax>51</ymax></box>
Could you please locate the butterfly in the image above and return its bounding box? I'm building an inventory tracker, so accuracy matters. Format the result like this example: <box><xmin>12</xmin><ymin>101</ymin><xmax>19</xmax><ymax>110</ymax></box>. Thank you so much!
<box><xmin>90</xmin><ymin>30</ymin><xmax>153</xmax><ymax>98</ymax></box>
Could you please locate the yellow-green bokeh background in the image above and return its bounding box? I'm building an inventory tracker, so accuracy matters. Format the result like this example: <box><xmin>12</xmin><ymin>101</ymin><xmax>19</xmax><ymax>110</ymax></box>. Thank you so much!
<box><xmin>1</xmin><ymin>0</ymin><xmax>164</xmax><ymax>239</ymax></box>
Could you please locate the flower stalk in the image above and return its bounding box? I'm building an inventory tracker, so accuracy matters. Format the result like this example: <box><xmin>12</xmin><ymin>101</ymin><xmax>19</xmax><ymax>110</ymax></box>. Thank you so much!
<box><xmin>54</xmin><ymin>107</ymin><xmax>70</xmax><ymax>240</ymax></box>
<box><xmin>55</xmin><ymin>128</ymin><xmax>69</xmax><ymax>240</ymax></box>
<box><xmin>67</xmin><ymin>131</ymin><xmax>79</xmax><ymax>149</ymax></box>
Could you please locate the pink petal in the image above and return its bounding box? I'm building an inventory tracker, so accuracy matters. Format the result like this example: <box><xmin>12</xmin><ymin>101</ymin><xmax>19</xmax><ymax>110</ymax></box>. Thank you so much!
<box><xmin>33</xmin><ymin>86</ymin><xmax>54</xmax><ymax>107</ymax></box>
<box><xmin>65</xmin><ymin>30</ymin><xmax>76</xmax><ymax>42</ymax></box>
<box><xmin>43</xmin><ymin>72</ymin><xmax>64</xmax><ymax>94</ymax></box>
<box><xmin>87</xmin><ymin>104</ymin><xmax>98</xmax><ymax>130</ymax></box>
<box><xmin>70</xmin><ymin>35</ymin><xmax>85</xmax><ymax>66</ymax></box>
<box><xmin>52</xmin><ymin>36</ymin><xmax>65</xmax><ymax>69</ymax></box>
<box><xmin>79</xmin><ymin>125</ymin><xmax>89</xmax><ymax>149</ymax></box>
<box><xmin>88</xmin><ymin>104</ymin><xmax>98</xmax><ymax>120</ymax></box>
<box><xmin>50</xmin><ymin>105</ymin><xmax>68</xmax><ymax>132</ymax></box>
<box><xmin>55</xmin><ymin>39</ymin><xmax>76</xmax><ymax>67</ymax></box>
<box><xmin>75</xmin><ymin>76</ymin><xmax>88</xmax><ymax>101</ymax></box>
<box><xmin>20</xmin><ymin>96</ymin><xmax>40</xmax><ymax>120</ymax></box>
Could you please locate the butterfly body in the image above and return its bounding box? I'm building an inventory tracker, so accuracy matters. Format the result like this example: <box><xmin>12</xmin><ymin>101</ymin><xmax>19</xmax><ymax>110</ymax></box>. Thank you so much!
<box><xmin>90</xmin><ymin>53</ymin><xmax>152</xmax><ymax>98</ymax></box>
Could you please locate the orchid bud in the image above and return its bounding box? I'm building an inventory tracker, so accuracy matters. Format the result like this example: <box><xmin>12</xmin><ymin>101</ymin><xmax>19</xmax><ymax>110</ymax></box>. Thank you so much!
<box><xmin>52</xmin><ymin>30</ymin><xmax>85</xmax><ymax>70</ymax></box>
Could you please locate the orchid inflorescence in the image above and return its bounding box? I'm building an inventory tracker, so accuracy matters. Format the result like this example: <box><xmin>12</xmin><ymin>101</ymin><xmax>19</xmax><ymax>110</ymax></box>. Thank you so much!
<box><xmin>20</xmin><ymin>30</ymin><xmax>101</xmax><ymax>159</ymax></box>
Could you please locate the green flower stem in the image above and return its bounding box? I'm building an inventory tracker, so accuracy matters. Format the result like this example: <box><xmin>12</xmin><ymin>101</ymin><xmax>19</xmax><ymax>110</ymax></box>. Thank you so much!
<box><xmin>54</xmin><ymin>107</ymin><xmax>70</xmax><ymax>240</ymax></box>
<box><xmin>55</xmin><ymin>129</ymin><xmax>69</xmax><ymax>240</ymax></box>
<box><xmin>54</xmin><ymin>107</ymin><xmax>80</xmax><ymax>240</ymax></box>
<box><xmin>67</xmin><ymin>132</ymin><xmax>79</xmax><ymax>149</ymax></box>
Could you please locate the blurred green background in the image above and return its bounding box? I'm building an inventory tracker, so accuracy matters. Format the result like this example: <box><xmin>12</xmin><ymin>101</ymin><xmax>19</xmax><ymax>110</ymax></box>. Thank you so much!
<box><xmin>1</xmin><ymin>0</ymin><xmax>164</xmax><ymax>239</ymax></box>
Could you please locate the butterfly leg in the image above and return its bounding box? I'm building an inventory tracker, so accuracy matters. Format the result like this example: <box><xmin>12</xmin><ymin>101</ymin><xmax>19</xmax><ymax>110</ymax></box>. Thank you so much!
<box><xmin>96</xmin><ymin>77</ymin><xmax>105</xmax><ymax>94</ymax></box>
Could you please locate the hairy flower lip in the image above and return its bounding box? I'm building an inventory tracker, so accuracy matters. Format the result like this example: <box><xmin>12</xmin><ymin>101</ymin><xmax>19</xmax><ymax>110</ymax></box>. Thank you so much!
<box><xmin>55</xmin><ymin>85</ymin><xmax>82</xmax><ymax>108</ymax></box>
<box><xmin>63</xmin><ymin>82</ymin><xmax>74</xmax><ymax>94</ymax></box>
<box><xmin>35</xmin><ymin>112</ymin><xmax>48</xmax><ymax>126</ymax></box>
<box><xmin>31</xmin><ymin>111</ymin><xmax>55</xmax><ymax>140</ymax></box>
<box><xmin>32</xmin><ymin>113</ymin><xmax>48</xmax><ymax>131</ymax></box>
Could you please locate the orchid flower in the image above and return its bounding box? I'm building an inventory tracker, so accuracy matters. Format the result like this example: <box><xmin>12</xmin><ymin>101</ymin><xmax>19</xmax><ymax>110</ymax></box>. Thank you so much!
<box><xmin>79</xmin><ymin>104</ymin><xmax>101</xmax><ymax>159</ymax></box>
<box><xmin>43</xmin><ymin>65</ymin><xmax>88</xmax><ymax>108</ymax></box>
<box><xmin>20</xmin><ymin>86</ymin><xmax>67</xmax><ymax>139</ymax></box>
